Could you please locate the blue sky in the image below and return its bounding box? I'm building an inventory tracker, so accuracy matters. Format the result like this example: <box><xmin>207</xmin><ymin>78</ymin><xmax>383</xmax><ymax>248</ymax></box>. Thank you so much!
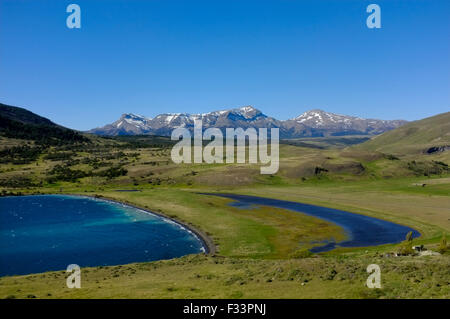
<box><xmin>0</xmin><ymin>0</ymin><xmax>449</xmax><ymax>130</ymax></box>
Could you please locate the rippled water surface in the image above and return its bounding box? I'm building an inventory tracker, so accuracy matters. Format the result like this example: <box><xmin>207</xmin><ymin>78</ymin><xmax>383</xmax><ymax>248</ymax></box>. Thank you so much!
<box><xmin>0</xmin><ymin>195</ymin><xmax>204</xmax><ymax>276</ymax></box>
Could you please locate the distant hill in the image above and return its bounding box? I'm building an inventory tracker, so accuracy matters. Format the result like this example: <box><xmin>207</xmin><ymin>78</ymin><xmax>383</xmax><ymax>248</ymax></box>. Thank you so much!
<box><xmin>0</xmin><ymin>103</ymin><xmax>89</xmax><ymax>145</ymax></box>
<box><xmin>0</xmin><ymin>103</ymin><xmax>57</xmax><ymax>126</ymax></box>
<box><xmin>88</xmin><ymin>106</ymin><xmax>407</xmax><ymax>138</ymax></box>
<box><xmin>356</xmin><ymin>112</ymin><xmax>450</xmax><ymax>155</ymax></box>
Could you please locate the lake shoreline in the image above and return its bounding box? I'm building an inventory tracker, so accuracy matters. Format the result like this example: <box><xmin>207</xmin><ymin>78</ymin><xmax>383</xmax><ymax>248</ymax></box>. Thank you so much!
<box><xmin>86</xmin><ymin>193</ymin><xmax>216</xmax><ymax>255</ymax></box>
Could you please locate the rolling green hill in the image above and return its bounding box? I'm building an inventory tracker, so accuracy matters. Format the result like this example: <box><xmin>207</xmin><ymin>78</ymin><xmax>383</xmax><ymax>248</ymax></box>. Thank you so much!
<box><xmin>356</xmin><ymin>112</ymin><xmax>450</xmax><ymax>155</ymax></box>
<box><xmin>0</xmin><ymin>103</ymin><xmax>57</xmax><ymax>126</ymax></box>
<box><xmin>0</xmin><ymin>103</ymin><xmax>90</xmax><ymax>145</ymax></box>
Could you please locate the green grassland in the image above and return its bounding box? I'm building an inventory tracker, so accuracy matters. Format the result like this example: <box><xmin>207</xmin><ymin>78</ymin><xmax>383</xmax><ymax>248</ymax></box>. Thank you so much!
<box><xmin>1</xmin><ymin>115</ymin><xmax>449</xmax><ymax>298</ymax></box>
<box><xmin>1</xmin><ymin>254</ymin><xmax>449</xmax><ymax>299</ymax></box>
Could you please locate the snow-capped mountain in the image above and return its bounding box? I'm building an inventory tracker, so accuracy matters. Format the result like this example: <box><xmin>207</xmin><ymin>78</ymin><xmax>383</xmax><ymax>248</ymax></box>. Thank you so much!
<box><xmin>88</xmin><ymin>113</ymin><xmax>153</xmax><ymax>136</ymax></box>
<box><xmin>290</xmin><ymin>109</ymin><xmax>408</xmax><ymax>135</ymax></box>
<box><xmin>89</xmin><ymin>106</ymin><xmax>283</xmax><ymax>136</ymax></box>
<box><xmin>88</xmin><ymin>106</ymin><xmax>407</xmax><ymax>138</ymax></box>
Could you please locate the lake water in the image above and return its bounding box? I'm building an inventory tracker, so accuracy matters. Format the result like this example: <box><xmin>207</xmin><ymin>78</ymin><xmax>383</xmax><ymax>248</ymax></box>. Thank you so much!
<box><xmin>202</xmin><ymin>193</ymin><xmax>421</xmax><ymax>252</ymax></box>
<box><xmin>0</xmin><ymin>195</ymin><xmax>205</xmax><ymax>276</ymax></box>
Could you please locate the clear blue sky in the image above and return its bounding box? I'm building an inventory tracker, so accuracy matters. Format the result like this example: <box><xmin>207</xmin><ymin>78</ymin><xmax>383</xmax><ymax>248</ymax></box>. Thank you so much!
<box><xmin>0</xmin><ymin>0</ymin><xmax>449</xmax><ymax>130</ymax></box>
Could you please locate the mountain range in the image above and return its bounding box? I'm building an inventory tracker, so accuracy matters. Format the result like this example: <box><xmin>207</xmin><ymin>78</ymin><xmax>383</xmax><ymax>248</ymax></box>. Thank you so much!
<box><xmin>1</xmin><ymin>102</ymin><xmax>448</xmax><ymax>156</ymax></box>
<box><xmin>88</xmin><ymin>106</ymin><xmax>407</xmax><ymax>138</ymax></box>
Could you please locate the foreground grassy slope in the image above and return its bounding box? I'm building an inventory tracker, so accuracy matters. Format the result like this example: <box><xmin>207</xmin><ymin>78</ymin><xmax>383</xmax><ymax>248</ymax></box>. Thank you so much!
<box><xmin>1</xmin><ymin>253</ymin><xmax>448</xmax><ymax>299</ymax></box>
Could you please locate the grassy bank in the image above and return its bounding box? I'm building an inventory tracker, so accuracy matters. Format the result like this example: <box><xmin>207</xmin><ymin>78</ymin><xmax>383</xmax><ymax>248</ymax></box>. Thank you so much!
<box><xmin>1</xmin><ymin>253</ymin><xmax>448</xmax><ymax>299</ymax></box>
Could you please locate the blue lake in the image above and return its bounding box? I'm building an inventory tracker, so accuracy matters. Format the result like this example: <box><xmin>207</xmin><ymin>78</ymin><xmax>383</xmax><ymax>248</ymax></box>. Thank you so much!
<box><xmin>202</xmin><ymin>193</ymin><xmax>421</xmax><ymax>252</ymax></box>
<box><xmin>0</xmin><ymin>195</ymin><xmax>205</xmax><ymax>276</ymax></box>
